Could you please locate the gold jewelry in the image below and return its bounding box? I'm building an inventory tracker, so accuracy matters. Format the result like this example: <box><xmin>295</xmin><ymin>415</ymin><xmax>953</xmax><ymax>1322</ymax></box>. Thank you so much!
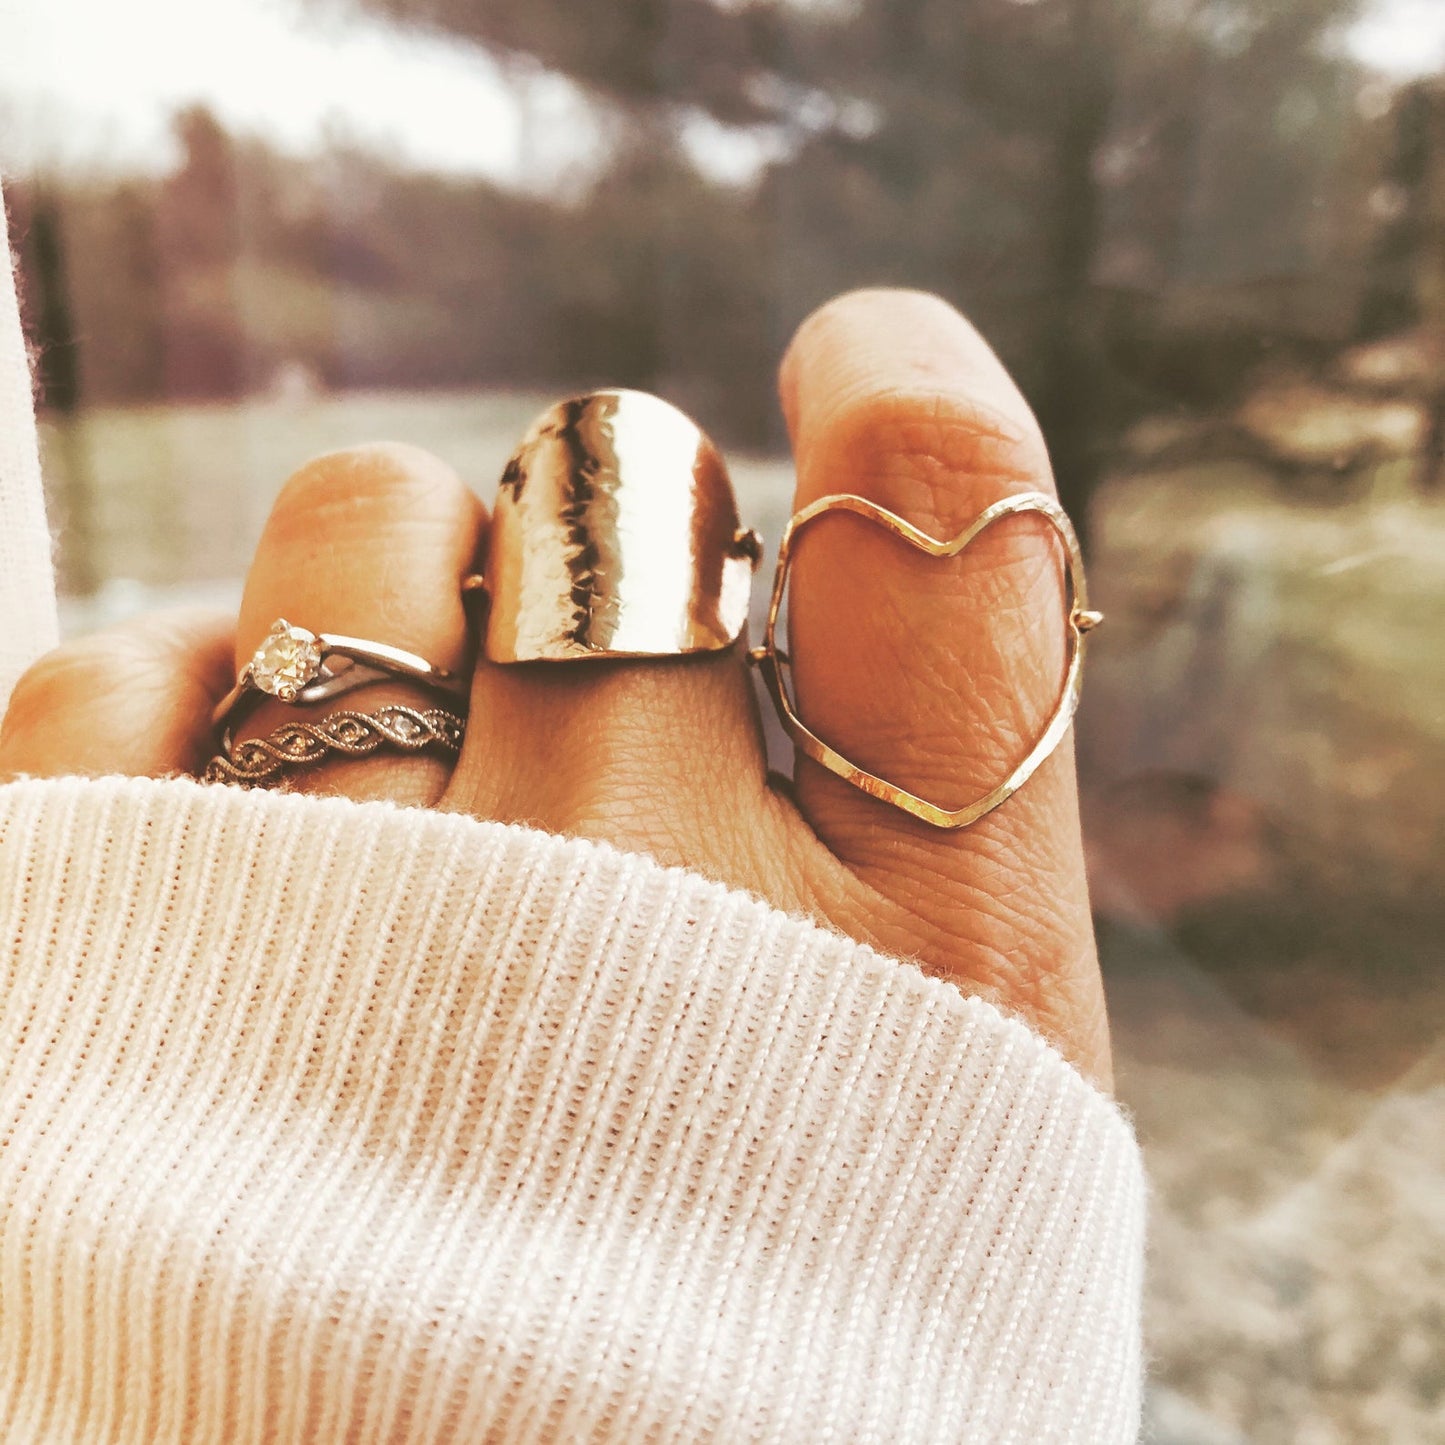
<box><xmin>480</xmin><ymin>389</ymin><xmax>762</xmax><ymax>662</ymax></box>
<box><xmin>203</xmin><ymin>705</ymin><xmax>466</xmax><ymax>788</ymax></box>
<box><xmin>749</xmin><ymin>491</ymin><xmax>1101</xmax><ymax>830</ymax></box>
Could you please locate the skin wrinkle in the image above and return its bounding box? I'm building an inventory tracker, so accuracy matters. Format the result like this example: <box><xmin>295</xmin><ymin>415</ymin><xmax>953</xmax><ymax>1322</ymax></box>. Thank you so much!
<box><xmin>820</xmin><ymin>876</ymin><xmax>1095</xmax><ymax>1053</ymax></box>
<box><xmin>858</xmin><ymin>867</ymin><xmax>1094</xmax><ymax>1036</ymax></box>
<box><xmin>793</xmin><ymin>529</ymin><xmax>1067</xmax><ymax>794</ymax></box>
<box><xmin>803</xmin><ymin>872</ymin><xmax>1092</xmax><ymax>1057</ymax></box>
<box><xmin>798</xmin><ymin>835</ymin><xmax>1100</xmax><ymax>1065</ymax></box>
<box><xmin>783</xmin><ymin>305</ymin><xmax>1040</xmax><ymax>452</ymax></box>
<box><xmin>789</xmin><ymin>414</ymin><xmax>1070</xmax><ymax>792</ymax></box>
<box><xmin>805</xmin><ymin>401</ymin><xmax>1048</xmax><ymax>543</ymax></box>
<box><xmin>498</xmin><ymin>664</ymin><xmax>808</xmax><ymax>905</ymax></box>
<box><xmin>864</xmin><ymin>402</ymin><xmax>1044</xmax><ymax>494</ymax></box>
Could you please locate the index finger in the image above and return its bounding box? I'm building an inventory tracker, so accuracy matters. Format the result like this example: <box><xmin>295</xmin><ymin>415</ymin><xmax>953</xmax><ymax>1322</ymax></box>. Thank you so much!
<box><xmin>777</xmin><ymin>289</ymin><xmax>1109</xmax><ymax>1083</ymax></box>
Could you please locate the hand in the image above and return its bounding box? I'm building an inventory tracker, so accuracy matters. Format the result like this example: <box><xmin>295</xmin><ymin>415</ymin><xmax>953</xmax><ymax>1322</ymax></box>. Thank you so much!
<box><xmin>0</xmin><ymin>290</ymin><xmax>1110</xmax><ymax>1085</ymax></box>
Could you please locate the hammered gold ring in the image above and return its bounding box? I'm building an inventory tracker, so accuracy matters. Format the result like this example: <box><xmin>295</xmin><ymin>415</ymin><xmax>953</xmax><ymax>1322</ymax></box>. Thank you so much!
<box><xmin>477</xmin><ymin>389</ymin><xmax>762</xmax><ymax>663</ymax></box>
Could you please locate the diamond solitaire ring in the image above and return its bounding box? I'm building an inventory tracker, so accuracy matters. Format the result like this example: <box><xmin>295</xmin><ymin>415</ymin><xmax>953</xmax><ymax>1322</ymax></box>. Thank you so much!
<box><xmin>212</xmin><ymin>618</ymin><xmax>466</xmax><ymax>734</ymax></box>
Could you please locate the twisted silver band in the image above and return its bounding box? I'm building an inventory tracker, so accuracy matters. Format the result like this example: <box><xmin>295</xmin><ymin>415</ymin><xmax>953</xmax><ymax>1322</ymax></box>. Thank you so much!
<box><xmin>204</xmin><ymin>705</ymin><xmax>466</xmax><ymax>788</ymax></box>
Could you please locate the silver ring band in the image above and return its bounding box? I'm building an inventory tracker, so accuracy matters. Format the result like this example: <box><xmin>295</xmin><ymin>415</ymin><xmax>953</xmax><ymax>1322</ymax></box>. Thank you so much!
<box><xmin>204</xmin><ymin>704</ymin><xmax>466</xmax><ymax>788</ymax></box>
<box><xmin>213</xmin><ymin>618</ymin><xmax>466</xmax><ymax>732</ymax></box>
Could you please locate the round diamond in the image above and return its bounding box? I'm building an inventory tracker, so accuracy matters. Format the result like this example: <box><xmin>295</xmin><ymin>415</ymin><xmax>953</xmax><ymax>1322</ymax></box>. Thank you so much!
<box><xmin>249</xmin><ymin>620</ymin><xmax>322</xmax><ymax>701</ymax></box>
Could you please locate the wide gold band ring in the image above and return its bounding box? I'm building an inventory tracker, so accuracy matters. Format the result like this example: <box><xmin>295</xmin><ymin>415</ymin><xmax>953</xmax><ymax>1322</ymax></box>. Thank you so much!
<box><xmin>476</xmin><ymin>389</ymin><xmax>762</xmax><ymax>663</ymax></box>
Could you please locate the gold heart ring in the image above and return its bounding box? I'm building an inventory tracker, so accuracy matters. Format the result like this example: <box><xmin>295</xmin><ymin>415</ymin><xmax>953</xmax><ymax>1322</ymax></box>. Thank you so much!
<box><xmin>749</xmin><ymin>491</ymin><xmax>1102</xmax><ymax>829</ymax></box>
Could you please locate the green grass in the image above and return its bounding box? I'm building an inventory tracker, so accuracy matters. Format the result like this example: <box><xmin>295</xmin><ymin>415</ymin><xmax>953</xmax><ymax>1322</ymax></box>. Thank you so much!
<box><xmin>42</xmin><ymin>389</ymin><xmax>562</xmax><ymax>591</ymax></box>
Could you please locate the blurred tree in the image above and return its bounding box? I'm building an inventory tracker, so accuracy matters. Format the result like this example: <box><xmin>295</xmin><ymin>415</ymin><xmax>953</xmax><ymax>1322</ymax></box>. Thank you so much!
<box><xmin>156</xmin><ymin>105</ymin><xmax>249</xmax><ymax>396</ymax></box>
<box><xmin>10</xmin><ymin>186</ymin><xmax>99</xmax><ymax>595</ymax></box>
<box><xmin>344</xmin><ymin>0</ymin><xmax>785</xmax><ymax>122</ymax></box>
<box><xmin>1358</xmin><ymin>79</ymin><xmax>1439</xmax><ymax>340</ymax></box>
<box><xmin>100</xmin><ymin>184</ymin><xmax>167</xmax><ymax>401</ymax></box>
<box><xmin>20</xmin><ymin>194</ymin><xmax>82</xmax><ymax>415</ymax></box>
<box><xmin>165</xmin><ymin>106</ymin><xmax>244</xmax><ymax>272</ymax></box>
<box><xmin>12</xmin><ymin>0</ymin><xmax>1385</xmax><ymax>527</ymax></box>
<box><xmin>329</xmin><ymin>0</ymin><xmax>1366</xmax><ymax>540</ymax></box>
<box><xmin>1421</xmin><ymin>85</ymin><xmax>1445</xmax><ymax>492</ymax></box>
<box><xmin>1358</xmin><ymin>78</ymin><xmax>1445</xmax><ymax>490</ymax></box>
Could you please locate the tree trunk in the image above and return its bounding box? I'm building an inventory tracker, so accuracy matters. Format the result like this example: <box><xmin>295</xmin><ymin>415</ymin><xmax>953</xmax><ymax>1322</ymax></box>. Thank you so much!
<box><xmin>1031</xmin><ymin>0</ymin><xmax>1115</xmax><ymax>554</ymax></box>
<box><xmin>26</xmin><ymin>196</ymin><xmax>98</xmax><ymax>597</ymax></box>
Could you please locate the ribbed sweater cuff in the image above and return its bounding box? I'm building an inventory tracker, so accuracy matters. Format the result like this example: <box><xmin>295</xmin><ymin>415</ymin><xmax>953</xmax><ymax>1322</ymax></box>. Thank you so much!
<box><xmin>0</xmin><ymin>776</ymin><xmax>1144</xmax><ymax>1443</ymax></box>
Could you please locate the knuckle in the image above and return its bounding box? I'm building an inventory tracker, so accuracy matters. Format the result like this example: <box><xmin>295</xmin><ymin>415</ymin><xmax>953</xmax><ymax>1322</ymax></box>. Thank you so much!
<box><xmin>821</xmin><ymin>386</ymin><xmax>1049</xmax><ymax>535</ymax></box>
<box><xmin>271</xmin><ymin>442</ymin><xmax>466</xmax><ymax>536</ymax></box>
<box><xmin>3</xmin><ymin>616</ymin><xmax>212</xmax><ymax>743</ymax></box>
<box><xmin>3</xmin><ymin>636</ymin><xmax>112</xmax><ymax>743</ymax></box>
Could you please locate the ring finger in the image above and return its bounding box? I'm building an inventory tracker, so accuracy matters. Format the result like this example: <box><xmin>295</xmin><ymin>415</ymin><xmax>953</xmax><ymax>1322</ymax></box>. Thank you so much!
<box><xmin>227</xmin><ymin>442</ymin><xmax>486</xmax><ymax>805</ymax></box>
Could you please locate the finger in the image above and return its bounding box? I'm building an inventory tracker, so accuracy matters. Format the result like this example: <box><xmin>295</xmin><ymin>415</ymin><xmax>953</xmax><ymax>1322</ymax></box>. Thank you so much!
<box><xmin>447</xmin><ymin>652</ymin><xmax>781</xmax><ymax>872</ymax></box>
<box><xmin>233</xmin><ymin>444</ymin><xmax>485</xmax><ymax>805</ymax></box>
<box><xmin>778</xmin><ymin>289</ymin><xmax>1109</xmax><ymax>1082</ymax></box>
<box><xmin>442</xmin><ymin>396</ymin><xmax>783</xmax><ymax>887</ymax></box>
<box><xmin>0</xmin><ymin>610</ymin><xmax>234</xmax><ymax>781</ymax></box>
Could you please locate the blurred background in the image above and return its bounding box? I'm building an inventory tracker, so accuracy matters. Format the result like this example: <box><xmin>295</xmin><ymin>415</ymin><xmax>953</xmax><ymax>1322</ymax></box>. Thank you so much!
<box><xmin>3</xmin><ymin>0</ymin><xmax>1444</xmax><ymax>1436</ymax></box>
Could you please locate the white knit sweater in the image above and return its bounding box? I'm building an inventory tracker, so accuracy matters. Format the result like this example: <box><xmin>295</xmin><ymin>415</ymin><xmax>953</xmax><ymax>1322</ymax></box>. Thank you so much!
<box><xmin>0</xmin><ymin>220</ymin><xmax>1146</xmax><ymax>1442</ymax></box>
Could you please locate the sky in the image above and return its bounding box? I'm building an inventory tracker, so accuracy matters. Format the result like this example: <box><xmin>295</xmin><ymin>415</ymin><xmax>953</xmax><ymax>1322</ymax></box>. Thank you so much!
<box><xmin>0</xmin><ymin>0</ymin><xmax>605</xmax><ymax>185</ymax></box>
<box><xmin>1347</xmin><ymin>0</ymin><xmax>1445</xmax><ymax>77</ymax></box>
<box><xmin>0</xmin><ymin>0</ymin><xmax>1443</xmax><ymax>185</ymax></box>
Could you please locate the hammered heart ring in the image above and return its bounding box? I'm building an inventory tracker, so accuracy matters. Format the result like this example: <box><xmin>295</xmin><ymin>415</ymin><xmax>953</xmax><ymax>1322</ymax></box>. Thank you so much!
<box><xmin>750</xmin><ymin>491</ymin><xmax>1102</xmax><ymax>829</ymax></box>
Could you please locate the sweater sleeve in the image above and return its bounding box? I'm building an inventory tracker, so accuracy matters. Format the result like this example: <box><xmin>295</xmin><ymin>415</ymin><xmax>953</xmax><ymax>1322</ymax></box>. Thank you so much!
<box><xmin>0</xmin><ymin>218</ymin><xmax>60</xmax><ymax>718</ymax></box>
<box><xmin>0</xmin><ymin>774</ymin><xmax>1145</xmax><ymax>1443</ymax></box>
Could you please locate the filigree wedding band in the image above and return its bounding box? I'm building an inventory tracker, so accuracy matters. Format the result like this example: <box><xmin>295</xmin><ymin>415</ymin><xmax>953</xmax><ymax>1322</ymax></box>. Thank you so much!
<box><xmin>203</xmin><ymin>705</ymin><xmax>466</xmax><ymax>788</ymax></box>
